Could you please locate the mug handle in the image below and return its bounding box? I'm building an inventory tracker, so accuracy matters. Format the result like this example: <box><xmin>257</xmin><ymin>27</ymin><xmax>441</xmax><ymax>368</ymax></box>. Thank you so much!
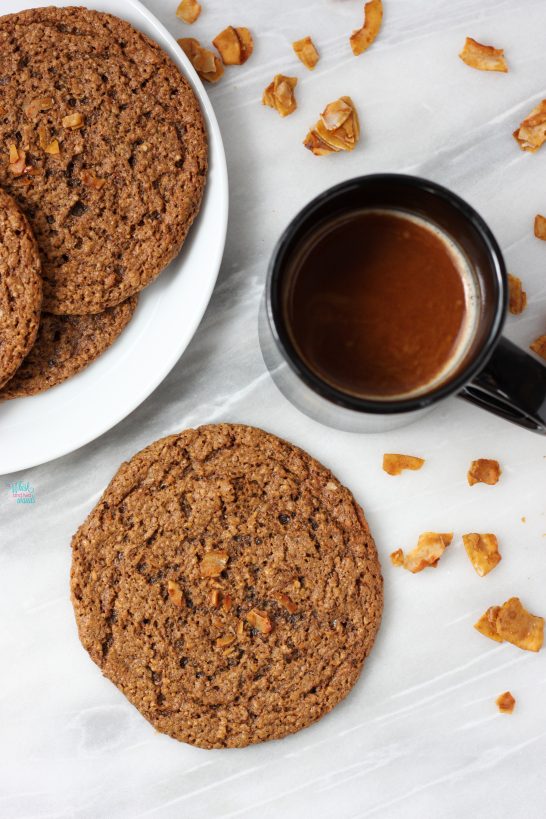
<box><xmin>459</xmin><ymin>337</ymin><xmax>546</xmax><ymax>434</ymax></box>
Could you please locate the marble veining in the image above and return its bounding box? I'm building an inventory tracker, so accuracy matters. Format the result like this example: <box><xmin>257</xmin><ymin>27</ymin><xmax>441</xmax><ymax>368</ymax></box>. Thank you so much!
<box><xmin>1</xmin><ymin>0</ymin><xmax>545</xmax><ymax>817</ymax></box>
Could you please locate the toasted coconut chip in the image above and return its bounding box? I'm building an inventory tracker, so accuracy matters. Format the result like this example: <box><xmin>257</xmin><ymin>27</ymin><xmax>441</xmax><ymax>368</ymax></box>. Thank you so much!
<box><xmin>216</xmin><ymin>633</ymin><xmax>236</xmax><ymax>649</ymax></box>
<box><xmin>350</xmin><ymin>0</ymin><xmax>383</xmax><ymax>57</ymax></box>
<box><xmin>514</xmin><ymin>100</ymin><xmax>546</xmax><ymax>153</ymax></box>
<box><xmin>176</xmin><ymin>0</ymin><xmax>201</xmax><ymax>24</ymax></box>
<box><xmin>459</xmin><ymin>37</ymin><xmax>508</xmax><ymax>72</ymax></box>
<box><xmin>321</xmin><ymin>98</ymin><xmax>353</xmax><ymax>131</ymax></box>
<box><xmin>305</xmin><ymin>96</ymin><xmax>360</xmax><ymax>155</ymax></box>
<box><xmin>463</xmin><ymin>533</ymin><xmax>501</xmax><ymax>577</ymax></box>
<box><xmin>236</xmin><ymin>28</ymin><xmax>254</xmax><ymax>62</ymax></box>
<box><xmin>383</xmin><ymin>453</ymin><xmax>425</xmax><ymax>476</ymax></box>
<box><xmin>38</xmin><ymin>125</ymin><xmax>49</xmax><ymax>151</ymax></box>
<box><xmin>263</xmin><ymin>74</ymin><xmax>298</xmax><ymax>117</ymax></box>
<box><xmin>271</xmin><ymin>591</ymin><xmax>298</xmax><ymax>614</ymax></box>
<box><xmin>474</xmin><ymin>606</ymin><xmax>503</xmax><ymax>642</ymax></box>
<box><xmin>8</xmin><ymin>142</ymin><xmax>19</xmax><ymax>164</ymax></box>
<box><xmin>467</xmin><ymin>458</ymin><xmax>501</xmax><ymax>486</ymax></box>
<box><xmin>200</xmin><ymin>549</ymin><xmax>229</xmax><ymax>577</ymax></box>
<box><xmin>167</xmin><ymin>579</ymin><xmax>185</xmax><ymax>608</ymax></box>
<box><xmin>178</xmin><ymin>36</ymin><xmax>200</xmax><ymax>59</ymax></box>
<box><xmin>23</xmin><ymin>96</ymin><xmax>55</xmax><ymax>119</ymax></box>
<box><xmin>20</xmin><ymin>125</ymin><xmax>33</xmax><ymax>151</ymax></box>
<box><xmin>81</xmin><ymin>169</ymin><xmax>105</xmax><ymax>190</ymax></box>
<box><xmin>7</xmin><ymin>147</ymin><xmax>26</xmax><ymax>176</ymax></box>
<box><xmin>62</xmin><ymin>112</ymin><xmax>84</xmax><ymax>130</ymax></box>
<box><xmin>475</xmin><ymin>598</ymin><xmax>544</xmax><ymax>652</ymax></box>
<box><xmin>534</xmin><ymin>214</ymin><xmax>546</xmax><ymax>240</ymax></box>
<box><xmin>508</xmin><ymin>273</ymin><xmax>527</xmax><ymax>315</ymax></box>
<box><xmin>213</xmin><ymin>26</ymin><xmax>242</xmax><ymax>64</ymax></box>
<box><xmin>315</xmin><ymin>119</ymin><xmax>347</xmax><ymax>150</ymax></box>
<box><xmin>390</xmin><ymin>548</ymin><xmax>404</xmax><ymax>567</ymax></box>
<box><xmin>392</xmin><ymin>532</ymin><xmax>453</xmax><ymax>573</ymax></box>
<box><xmin>246</xmin><ymin>608</ymin><xmax>273</xmax><ymax>634</ymax></box>
<box><xmin>496</xmin><ymin>691</ymin><xmax>516</xmax><ymax>713</ymax></box>
<box><xmin>496</xmin><ymin>597</ymin><xmax>544</xmax><ymax>652</ymax></box>
<box><xmin>194</xmin><ymin>48</ymin><xmax>217</xmax><ymax>74</ymax></box>
<box><xmin>530</xmin><ymin>334</ymin><xmax>546</xmax><ymax>361</ymax></box>
<box><xmin>44</xmin><ymin>139</ymin><xmax>60</xmax><ymax>156</ymax></box>
<box><xmin>213</xmin><ymin>26</ymin><xmax>253</xmax><ymax>65</ymax></box>
<box><xmin>262</xmin><ymin>87</ymin><xmax>275</xmax><ymax>109</ymax></box>
<box><xmin>178</xmin><ymin>37</ymin><xmax>224</xmax><ymax>82</ymax></box>
<box><xmin>293</xmin><ymin>36</ymin><xmax>320</xmax><ymax>70</ymax></box>
<box><xmin>303</xmin><ymin>129</ymin><xmax>334</xmax><ymax>156</ymax></box>
<box><xmin>275</xmin><ymin>78</ymin><xmax>295</xmax><ymax>110</ymax></box>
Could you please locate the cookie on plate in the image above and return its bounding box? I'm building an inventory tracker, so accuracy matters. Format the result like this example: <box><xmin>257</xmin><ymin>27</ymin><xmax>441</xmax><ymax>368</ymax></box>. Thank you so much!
<box><xmin>0</xmin><ymin>186</ymin><xmax>42</xmax><ymax>389</ymax></box>
<box><xmin>0</xmin><ymin>296</ymin><xmax>137</xmax><ymax>399</ymax></box>
<box><xmin>0</xmin><ymin>7</ymin><xmax>207</xmax><ymax>315</ymax></box>
<box><xmin>71</xmin><ymin>423</ymin><xmax>383</xmax><ymax>749</ymax></box>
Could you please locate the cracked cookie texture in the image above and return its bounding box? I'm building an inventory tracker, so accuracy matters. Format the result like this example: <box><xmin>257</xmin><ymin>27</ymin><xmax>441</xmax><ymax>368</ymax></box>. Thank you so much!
<box><xmin>71</xmin><ymin>423</ymin><xmax>383</xmax><ymax>748</ymax></box>
<box><xmin>0</xmin><ymin>187</ymin><xmax>42</xmax><ymax>389</ymax></box>
<box><xmin>0</xmin><ymin>6</ymin><xmax>207</xmax><ymax>314</ymax></box>
<box><xmin>0</xmin><ymin>296</ymin><xmax>137</xmax><ymax>399</ymax></box>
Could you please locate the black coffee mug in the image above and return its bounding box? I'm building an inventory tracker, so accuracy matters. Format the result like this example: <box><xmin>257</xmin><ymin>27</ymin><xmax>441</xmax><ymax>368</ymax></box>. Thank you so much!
<box><xmin>259</xmin><ymin>174</ymin><xmax>546</xmax><ymax>434</ymax></box>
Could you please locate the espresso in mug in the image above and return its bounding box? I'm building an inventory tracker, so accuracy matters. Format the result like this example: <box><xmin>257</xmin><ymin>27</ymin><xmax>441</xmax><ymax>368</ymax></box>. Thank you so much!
<box><xmin>283</xmin><ymin>209</ymin><xmax>479</xmax><ymax>399</ymax></box>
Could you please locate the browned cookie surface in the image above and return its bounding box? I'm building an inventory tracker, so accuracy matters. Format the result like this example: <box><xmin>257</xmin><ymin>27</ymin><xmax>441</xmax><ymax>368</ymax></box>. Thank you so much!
<box><xmin>0</xmin><ymin>7</ymin><xmax>207</xmax><ymax>315</ymax></box>
<box><xmin>71</xmin><ymin>424</ymin><xmax>383</xmax><ymax>749</ymax></box>
<box><xmin>0</xmin><ymin>296</ymin><xmax>137</xmax><ymax>399</ymax></box>
<box><xmin>0</xmin><ymin>186</ymin><xmax>42</xmax><ymax>388</ymax></box>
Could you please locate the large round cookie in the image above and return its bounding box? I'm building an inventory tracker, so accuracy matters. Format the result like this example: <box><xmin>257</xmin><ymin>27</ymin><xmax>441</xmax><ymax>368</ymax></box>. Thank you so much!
<box><xmin>0</xmin><ymin>296</ymin><xmax>137</xmax><ymax>399</ymax></box>
<box><xmin>0</xmin><ymin>7</ymin><xmax>207</xmax><ymax>315</ymax></box>
<box><xmin>0</xmin><ymin>187</ymin><xmax>42</xmax><ymax>389</ymax></box>
<box><xmin>71</xmin><ymin>424</ymin><xmax>383</xmax><ymax>749</ymax></box>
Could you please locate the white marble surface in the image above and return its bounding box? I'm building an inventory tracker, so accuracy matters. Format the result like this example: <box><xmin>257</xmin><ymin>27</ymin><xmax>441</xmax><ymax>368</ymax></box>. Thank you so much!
<box><xmin>1</xmin><ymin>0</ymin><xmax>546</xmax><ymax>817</ymax></box>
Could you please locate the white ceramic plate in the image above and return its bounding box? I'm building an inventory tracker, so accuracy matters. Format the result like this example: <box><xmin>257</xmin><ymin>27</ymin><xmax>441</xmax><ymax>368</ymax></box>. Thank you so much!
<box><xmin>0</xmin><ymin>0</ymin><xmax>228</xmax><ymax>475</ymax></box>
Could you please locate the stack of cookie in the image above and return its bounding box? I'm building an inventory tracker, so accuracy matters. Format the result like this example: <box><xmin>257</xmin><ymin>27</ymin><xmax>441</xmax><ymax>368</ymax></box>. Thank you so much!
<box><xmin>0</xmin><ymin>7</ymin><xmax>207</xmax><ymax>399</ymax></box>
